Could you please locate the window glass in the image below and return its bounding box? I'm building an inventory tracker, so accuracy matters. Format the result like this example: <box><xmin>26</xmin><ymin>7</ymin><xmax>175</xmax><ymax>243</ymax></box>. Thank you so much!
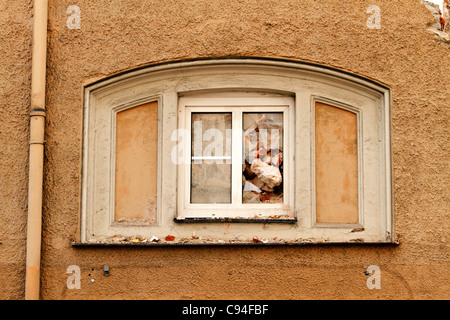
<box><xmin>190</xmin><ymin>113</ymin><xmax>232</xmax><ymax>204</ymax></box>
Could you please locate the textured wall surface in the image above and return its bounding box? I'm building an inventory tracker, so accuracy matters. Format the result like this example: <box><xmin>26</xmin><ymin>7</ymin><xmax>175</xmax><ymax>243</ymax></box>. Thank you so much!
<box><xmin>0</xmin><ymin>0</ymin><xmax>449</xmax><ymax>299</ymax></box>
<box><xmin>0</xmin><ymin>0</ymin><xmax>33</xmax><ymax>300</ymax></box>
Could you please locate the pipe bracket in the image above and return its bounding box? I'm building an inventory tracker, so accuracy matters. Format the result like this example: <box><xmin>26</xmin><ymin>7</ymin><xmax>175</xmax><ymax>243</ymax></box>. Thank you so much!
<box><xmin>30</xmin><ymin>108</ymin><xmax>46</xmax><ymax>117</ymax></box>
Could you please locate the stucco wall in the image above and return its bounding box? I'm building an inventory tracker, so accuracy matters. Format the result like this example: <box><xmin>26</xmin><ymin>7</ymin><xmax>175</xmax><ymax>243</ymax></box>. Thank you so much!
<box><xmin>0</xmin><ymin>0</ymin><xmax>33</xmax><ymax>300</ymax></box>
<box><xmin>0</xmin><ymin>0</ymin><xmax>449</xmax><ymax>300</ymax></box>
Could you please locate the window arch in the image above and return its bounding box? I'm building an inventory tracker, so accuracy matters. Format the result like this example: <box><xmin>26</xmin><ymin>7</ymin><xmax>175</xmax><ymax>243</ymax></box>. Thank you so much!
<box><xmin>81</xmin><ymin>58</ymin><xmax>393</xmax><ymax>244</ymax></box>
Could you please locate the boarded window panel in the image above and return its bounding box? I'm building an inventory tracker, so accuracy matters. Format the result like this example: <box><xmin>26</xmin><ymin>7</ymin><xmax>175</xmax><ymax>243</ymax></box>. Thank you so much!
<box><xmin>114</xmin><ymin>102</ymin><xmax>158</xmax><ymax>224</ymax></box>
<box><xmin>315</xmin><ymin>102</ymin><xmax>359</xmax><ymax>224</ymax></box>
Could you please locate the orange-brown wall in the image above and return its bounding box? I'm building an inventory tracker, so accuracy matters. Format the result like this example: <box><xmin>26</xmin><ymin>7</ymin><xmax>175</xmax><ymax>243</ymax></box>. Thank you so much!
<box><xmin>0</xmin><ymin>0</ymin><xmax>33</xmax><ymax>300</ymax></box>
<box><xmin>0</xmin><ymin>0</ymin><xmax>449</xmax><ymax>300</ymax></box>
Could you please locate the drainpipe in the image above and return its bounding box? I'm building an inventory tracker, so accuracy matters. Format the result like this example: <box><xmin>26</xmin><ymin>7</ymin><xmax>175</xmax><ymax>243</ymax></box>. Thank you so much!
<box><xmin>25</xmin><ymin>0</ymin><xmax>48</xmax><ymax>300</ymax></box>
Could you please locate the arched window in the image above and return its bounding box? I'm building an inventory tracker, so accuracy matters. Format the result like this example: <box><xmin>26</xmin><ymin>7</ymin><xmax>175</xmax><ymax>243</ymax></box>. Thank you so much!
<box><xmin>81</xmin><ymin>59</ymin><xmax>393</xmax><ymax>244</ymax></box>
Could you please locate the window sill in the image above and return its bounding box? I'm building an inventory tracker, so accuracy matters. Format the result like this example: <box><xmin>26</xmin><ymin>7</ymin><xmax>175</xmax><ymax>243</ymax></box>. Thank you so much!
<box><xmin>173</xmin><ymin>217</ymin><xmax>298</xmax><ymax>224</ymax></box>
<box><xmin>72</xmin><ymin>237</ymin><xmax>399</xmax><ymax>247</ymax></box>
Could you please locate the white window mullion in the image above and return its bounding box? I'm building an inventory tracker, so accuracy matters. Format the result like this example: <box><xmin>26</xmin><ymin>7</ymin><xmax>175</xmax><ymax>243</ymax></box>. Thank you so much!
<box><xmin>185</xmin><ymin>108</ymin><xmax>193</xmax><ymax>210</ymax></box>
<box><xmin>231</xmin><ymin>109</ymin><xmax>243</xmax><ymax>207</ymax></box>
<box><xmin>283</xmin><ymin>107</ymin><xmax>290</xmax><ymax>207</ymax></box>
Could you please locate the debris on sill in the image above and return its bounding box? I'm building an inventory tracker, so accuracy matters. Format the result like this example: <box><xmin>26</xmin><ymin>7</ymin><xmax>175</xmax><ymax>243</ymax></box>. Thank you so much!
<box><xmin>81</xmin><ymin>235</ymin><xmax>387</xmax><ymax>246</ymax></box>
<box><xmin>252</xmin><ymin>237</ymin><xmax>269</xmax><ymax>244</ymax></box>
<box><xmin>78</xmin><ymin>232</ymin><xmax>398</xmax><ymax>246</ymax></box>
<box><xmin>348</xmin><ymin>238</ymin><xmax>365</xmax><ymax>243</ymax></box>
<box><xmin>165</xmin><ymin>235</ymin><xmax>175</xmax><ymax>242</ymax></box>
<box><xmin>83</xmin><ymin>234</ymin><xmax>292</xmax><ymax>245</ymax></box>
<box><xmin>149</xmin><ymin>235</ymin><xmax>160</xmax><ymax>242</ymax></box>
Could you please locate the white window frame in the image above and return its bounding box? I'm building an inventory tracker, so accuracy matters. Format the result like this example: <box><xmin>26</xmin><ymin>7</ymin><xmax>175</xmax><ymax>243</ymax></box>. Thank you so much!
<box><xmin>80</xmin><ymin>58</ymin><xmax>393</xmax><ymax>245</ymax></box>
<box><xmin>177</xmin><ymin>94</ymin><xmax>295</xmax><ymax>220</ymax></box>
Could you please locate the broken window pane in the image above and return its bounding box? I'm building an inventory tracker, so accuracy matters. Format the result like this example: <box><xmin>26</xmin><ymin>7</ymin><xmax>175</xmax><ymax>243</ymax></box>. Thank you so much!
<box><xmin>242</xmin><ymin>113</ymin><xmax>283</xmax><ymax>204</ymax></box>
<box><xmin>191</xmin><ymin>113</ymin><xmax>232</xmax><ymax>204</ymax></box>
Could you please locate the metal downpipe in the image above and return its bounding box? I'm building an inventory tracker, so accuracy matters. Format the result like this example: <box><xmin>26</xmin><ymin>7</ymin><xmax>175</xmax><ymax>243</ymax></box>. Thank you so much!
<box><xmin>25</xmin><ymin>0</ymin><xmax>48</xmax><ymax>300</ymax></box>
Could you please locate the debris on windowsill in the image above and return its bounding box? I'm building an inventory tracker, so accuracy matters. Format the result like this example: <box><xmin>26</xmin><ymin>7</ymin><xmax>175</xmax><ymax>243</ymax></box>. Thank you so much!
<box><xmin>348</xmin><ymin>238</ymin><xmax>365</xmax><ymax>243</ymax></box>
<box><xmin>252</xmin><ymin>237</ymin><xmax>269</xmax><ymax>244</ymax></box>
<box><xmin>150</xmin><ymin>235</ymin><xmax>160</xmax><ymax>243</ymax></box>
<box><xmin>71</xmin><ymin>234</ymin><xmax>399</xmax><ymax>247</ymax></box>
<box><xmin>165</xmin><ymin>235</ymin><xmax>175</xmax><ymax>242</ymax></box>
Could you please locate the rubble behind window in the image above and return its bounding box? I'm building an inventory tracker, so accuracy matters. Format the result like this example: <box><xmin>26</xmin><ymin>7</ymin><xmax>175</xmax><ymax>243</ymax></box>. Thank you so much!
<box><xmin>243</xmin><ymin>112</ymin><xmax>284</xmax><ymax>205</ymax></box>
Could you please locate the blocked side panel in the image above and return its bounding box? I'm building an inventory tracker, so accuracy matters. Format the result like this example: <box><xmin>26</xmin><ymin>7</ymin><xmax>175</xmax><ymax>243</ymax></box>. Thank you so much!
<box><xmin>315</xmin><ymin>102</ymin><xmax>359</xmax><ymax>225</ymax></box>
<box><xmin>114</xmin><ymin>102</ymin><xmax>159</xmax><ymax>224</ymax></box>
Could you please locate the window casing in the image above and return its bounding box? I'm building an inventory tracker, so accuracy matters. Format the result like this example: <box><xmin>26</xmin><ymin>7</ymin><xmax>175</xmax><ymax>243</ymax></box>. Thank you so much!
<box><xmin>81</xmin><ymin>59</ymin><xmax>393</xmax><ymax>244</ymax></box>
<box><xmin>177</xmin><ymin>93</ymin><xmax>295</xmax><ymax>220</ymax></box>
